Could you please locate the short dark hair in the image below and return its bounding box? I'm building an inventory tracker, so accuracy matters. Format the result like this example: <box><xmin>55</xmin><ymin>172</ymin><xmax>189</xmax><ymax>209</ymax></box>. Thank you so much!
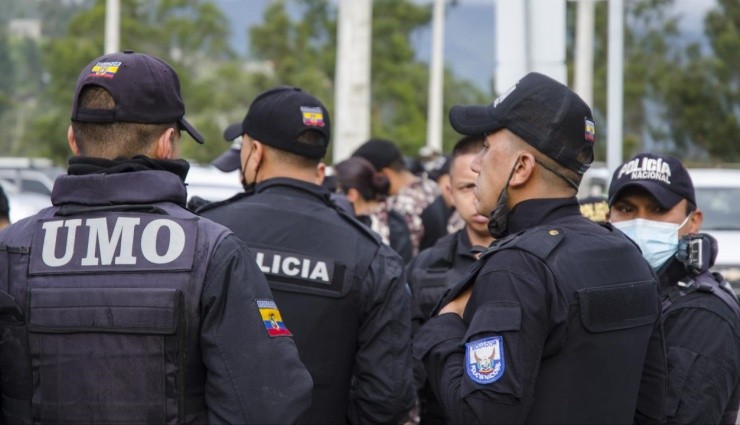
<box><xmin>267</xmin><ymin>130</ymin><xmax>325</xmax><ymax>168</ymax></box>
<box><xmin>448</xmin><ymin>135</ymin><xmax>484</xmax><ymax>173</ymax></box>
<box><xmin>71</xmin><ymin>86</ymin><xmax>175</xmax><ymax>158</ymax></box>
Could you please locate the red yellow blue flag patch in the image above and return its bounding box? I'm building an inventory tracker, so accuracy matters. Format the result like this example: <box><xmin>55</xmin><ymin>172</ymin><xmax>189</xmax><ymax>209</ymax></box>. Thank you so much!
<box><xmin>301</xmin><ymin>106</ymin><xmax>325</xmax><ymax>128</ymax></box>
<box><xmin>585</xmin><ymin>118</ymin><xmax>596</xmax><ymax>143</ymax></box>
<box><xmin>89</xmin><ymin>61</ymin><xmax>122</xmax><ymax>79</ymax></box>
<box><xmin>257</xmin><ymin>299</ymin><xmax>292</xmax><ymax>337</ymax></box>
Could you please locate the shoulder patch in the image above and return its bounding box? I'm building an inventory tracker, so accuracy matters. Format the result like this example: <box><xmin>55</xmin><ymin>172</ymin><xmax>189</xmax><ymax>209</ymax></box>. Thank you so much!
<box><xmin>466</xmin><ymin>336</ymin><xmax>505</xmax><ymax>384</ymax></box>
<box><xmin>256</xmin><ymin>299</ymin><xmax>292</xmax><ymax>337</ymax></box>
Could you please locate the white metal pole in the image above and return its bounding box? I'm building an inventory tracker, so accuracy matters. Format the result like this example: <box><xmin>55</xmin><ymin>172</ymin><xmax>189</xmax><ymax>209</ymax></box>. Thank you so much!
<box><xmin>426</xmin><ymin>0</ymin><xmax>445</xmax><ymax>154</ymax></box>
<box><xmin>104</xmin><ymin>0</ymin><xmax>120</xmax><ymax>54</ymax></box>
<box><xmin>333</xmin><ymin>0</ymin><xmax>373</xmax><ymax>163</ymax></box>
<box><xmin>574</xmin><ymin>0</ymin><xmax>595</xmax><ymax>107</ymax></box>
<box><xmin>494</xmin><ymin>0</ymin><xmax>528</xmax><ymax>93</ymax></box>
<box><xmin>607</xmin><ymin>0</ymin><xmax>624</xmax><ymax>172</ymax></box>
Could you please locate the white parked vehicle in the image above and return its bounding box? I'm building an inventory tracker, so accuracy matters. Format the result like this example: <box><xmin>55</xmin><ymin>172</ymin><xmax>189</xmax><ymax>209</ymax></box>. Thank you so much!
<box><xmin>688</xmin><ymin>168</ymin><xmax>740</xmax><ymax>292</ymax></box>
<box><xmin>184</xmin><ymin>164</ymin><xmax>243</xmax><ymax>204</ymax></box>
<box><xmin>0</xmin><ymin>180</ymin><xmax>52</xmax><ymax>223</ymax></box>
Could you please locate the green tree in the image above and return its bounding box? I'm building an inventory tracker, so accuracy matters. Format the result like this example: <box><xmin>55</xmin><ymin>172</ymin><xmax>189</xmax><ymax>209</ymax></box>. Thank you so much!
<box><xmin>570</xmin><ymin>0</ymin><xmax>739</xmax><ymax>163</ymax></box>
<box><xmin>23</xmin><ymin>0</ymin><xmax>242</xmax><ymax>164</ymax></box>
<box><xmin>654</xmin><ymin>0</ymin><xmax>739</xmax><ymax>161</ymax></box>
<box><xmin>248</xmin><ymin>0</ymin><xmax>486</xmax><ymax>161</ymax></box>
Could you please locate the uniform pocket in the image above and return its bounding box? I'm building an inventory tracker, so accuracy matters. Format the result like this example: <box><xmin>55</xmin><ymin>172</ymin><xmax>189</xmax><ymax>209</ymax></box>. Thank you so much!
<box><xmin>578</xmin><ymin>280</ymin><xmax>658</xmax><ymax>332</ymax></box>
<box><xmin>27</xmin><ymin>287</ymin><xmax>182</xmax><ymax>424</ymax></box>
<box><xmin>461</xmin><ymin>302</ymin><xmax>522</xmax><ymax>403</ymax></box>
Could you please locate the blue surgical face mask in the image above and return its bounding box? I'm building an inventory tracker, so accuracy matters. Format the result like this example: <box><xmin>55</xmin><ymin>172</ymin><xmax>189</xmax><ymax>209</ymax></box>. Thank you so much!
<box><xmin>613</xmin><ymin>214</ymin><xmax>692</xmax><ymax>270</ymax></box>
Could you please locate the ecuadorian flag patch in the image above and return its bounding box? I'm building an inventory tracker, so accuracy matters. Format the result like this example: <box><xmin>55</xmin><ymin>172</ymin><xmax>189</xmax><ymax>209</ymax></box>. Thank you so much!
<box><xmin>89</xmin><ymin>61</ymin><xmax>121</xmax><ymax>79</ymax></box>
<box><xmin>257</xmin><ymin>299</ymin><xmax>292</xmax><ymax>337</ymax></box>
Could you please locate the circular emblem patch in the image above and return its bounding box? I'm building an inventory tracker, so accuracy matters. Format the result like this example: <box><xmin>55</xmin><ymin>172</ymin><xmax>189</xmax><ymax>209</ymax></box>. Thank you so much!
<box><xmin>465</xmin><ymin>336</ymin><xmax>505</xmax><ymax>384</ymax></box>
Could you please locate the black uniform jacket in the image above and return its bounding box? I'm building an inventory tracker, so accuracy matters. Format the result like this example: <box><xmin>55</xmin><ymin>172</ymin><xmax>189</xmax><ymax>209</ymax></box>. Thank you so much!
<box><xmin>0</xmin><ymin>158</ymin><xmax>312</xmax><ymax>424</ymax></box>
<box><xmin>659</xmin><ymin>259</ymin><xmax>740</xmax><ymax>424</ymax></box>
<box><xmin>200</xmin><ymin>177</ymin><xmax>415</xmax><ymax>424</ymax></box>
<box><xmin>407</xmin><ymin>229</ymin><xmax>478</xmax><ymax>320</ymax></box>
<box><xmin>414</xmin><ymin>197</ymin><xmax>667</xmax><ymax>424</ymax></box>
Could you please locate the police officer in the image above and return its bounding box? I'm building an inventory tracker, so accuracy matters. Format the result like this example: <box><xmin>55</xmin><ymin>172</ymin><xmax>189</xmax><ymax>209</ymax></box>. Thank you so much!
<box><xmin>407</xmin><ymin>135</ymin><xmax>494</xmax><ymax>424</ymax></box>
<box><xmin>199</xmin><ymin>86</ymin><xmax>416</xmax><ymax>424</ymax></box>
<box><xmin>407</xmin><ymin>135</ymin><xmax>493</xmax><ymax>320</ymax></box>
<box><xmin>0</xmin><ymin>51</ymin><xmax>312</xmax><ymax>424</ymax></box>
<box><xmin>414</xmin><ymin>72</ymin><xmax>666</xmax><ymax>424</ymax></box>
<box><xmin>608</xmin><ymin>152</ymin><xmax>740</xmax><ymax>424</ymax></box>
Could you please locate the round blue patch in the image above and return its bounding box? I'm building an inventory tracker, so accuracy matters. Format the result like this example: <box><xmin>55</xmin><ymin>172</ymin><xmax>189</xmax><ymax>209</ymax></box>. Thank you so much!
<box><xmin>465</xmin><ymin>336</ymin><xmax>505</xmax><ymax>384</ymax></box>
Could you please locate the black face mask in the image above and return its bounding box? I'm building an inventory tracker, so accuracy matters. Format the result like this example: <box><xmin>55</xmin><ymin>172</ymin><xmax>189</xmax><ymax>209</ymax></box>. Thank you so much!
<box><xmin>487</xmin><ymin>158</ymin><xmax>519</xmax><ymax>239</ymax></box>
<box><xmin>240</xmin><ymin>145</ymin><xmax>258</xmax><ymax>193</ymax></box>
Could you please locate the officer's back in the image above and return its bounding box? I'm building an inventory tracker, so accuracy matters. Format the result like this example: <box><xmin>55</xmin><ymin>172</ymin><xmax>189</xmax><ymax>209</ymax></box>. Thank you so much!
<box><xmin>200</xmin><ymin>87</ymin><xmax>415</xmax><ymax>424</ymax></box>
<box><xmin>0</xmin><ymin>52</ymin><xmax>311</xmax><ymax>424</ymax></box>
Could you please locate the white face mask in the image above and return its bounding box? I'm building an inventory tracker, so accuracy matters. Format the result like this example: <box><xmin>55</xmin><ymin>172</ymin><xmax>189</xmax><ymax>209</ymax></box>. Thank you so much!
<box><xmin>613</xmin><ymin>214</ymin><xmax>692</xmax><ymax>270</ymax></box>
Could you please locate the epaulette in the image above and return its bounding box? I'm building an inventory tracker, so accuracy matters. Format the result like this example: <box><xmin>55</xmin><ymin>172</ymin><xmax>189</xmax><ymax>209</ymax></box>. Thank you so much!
<box><xmin>480</xmin><ymin>226</ymin><xmax>565</xmax><ymax>261</ymax></box>
<box><xmin>193</xmin><ymin>191</ymin><xmax>252</xmax><ymax>215</ymax></box>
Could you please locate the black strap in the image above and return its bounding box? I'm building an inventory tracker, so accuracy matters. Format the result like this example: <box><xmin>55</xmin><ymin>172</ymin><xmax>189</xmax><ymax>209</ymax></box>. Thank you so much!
<box><xmin>663</xmin><ymin>273</ymin><xmax>740</xmax><ymax>321</ymax></box>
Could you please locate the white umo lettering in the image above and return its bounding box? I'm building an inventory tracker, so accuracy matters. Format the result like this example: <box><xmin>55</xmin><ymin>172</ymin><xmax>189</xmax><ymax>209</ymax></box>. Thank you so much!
<box><xmin>140</xmin><ymin>219</ymin><xmax>186</xmax><ymax>264</ymax></box>
<box><xmin>40</xmin><ymin>217</ymin><xmax>185</xmax><ymax>267</ymax></box>
<box><xmin>255</xmin><ymin>251</ymin><xmax>331</xmax><ymax>283</ymax></box>
<box><xmin>81</xmin><ymin>217</ymin><xmax>140</xmax><ymax>266</ymax></box>
<box><xmin>41</xmin><ymin>219</ymin><xmax>82</xmax><ymax>267</ymax></box>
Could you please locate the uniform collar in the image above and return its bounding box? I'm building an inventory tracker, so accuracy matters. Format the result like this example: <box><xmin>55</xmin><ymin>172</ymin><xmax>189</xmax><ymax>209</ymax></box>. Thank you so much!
<box><xmin>506</xmin><ymin>197</ymin><xmax>581</xmax><ymax>235</ymax></box>
<box><xmin>456</xmin><ymin>228</ymin><xmax>479</xmax><ymax>259</ymax></box>
<box><xmin>51</xmin><ymin>169</ymin><xmax>187</xmax><ymax>207</ymax></box>
<box><xmin>254</xmin><ymin>177</ymin><xmax>334</xmax><ymax>207</ymax></box>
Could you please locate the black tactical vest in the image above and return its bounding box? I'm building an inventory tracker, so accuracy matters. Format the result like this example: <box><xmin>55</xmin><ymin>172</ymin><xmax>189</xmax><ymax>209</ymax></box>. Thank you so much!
<box><xmin>0</xmin><ymin>173</ymin><xmax>228</xmax><ymax>424</ymax></box>
<box><xmin>201</xmin><ymin>179</ymin><xmax>379</xmax><ymax>424</ymax></box>
<box><xmin>409</xmin><ymin>232</ymin><xmax>476</xmax><ymax>319</ymax></box>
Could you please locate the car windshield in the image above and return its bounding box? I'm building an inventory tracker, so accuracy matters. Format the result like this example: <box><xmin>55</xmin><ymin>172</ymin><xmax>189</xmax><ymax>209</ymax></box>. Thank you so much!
<box><xmin>695</xmin><ymin>187</ymin><xmax>740</xmax><ymax>231</ymax></box>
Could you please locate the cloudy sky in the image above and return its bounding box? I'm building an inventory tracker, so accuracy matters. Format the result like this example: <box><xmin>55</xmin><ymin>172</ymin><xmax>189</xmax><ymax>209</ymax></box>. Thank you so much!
<box><xmin>218</xmin><ymin>0</ymin><xmax>717</xmax><ymax>94</ymax></box>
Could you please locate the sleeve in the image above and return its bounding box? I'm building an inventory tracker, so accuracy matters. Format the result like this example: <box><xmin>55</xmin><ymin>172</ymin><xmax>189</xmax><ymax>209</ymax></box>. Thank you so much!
<box><xmin>663</xmin><ymin>304</ymin><xmax>740</xmax><ymax>425</ymax></box>
<box><xmin>200</xmin><ymin>235</ymin><xmax>313</xmax><ymax>424</ymax></box>
<box><xmin>389</xmin><ymin>211</ymin><xmax>414</xmax><ymax>263</ymax></box>
<box><xmin>634</xmin><ymin>314</ymin><xmax>667</xmax><ymax>425</ymax></box>
<box><xmin>414</xmin><ymin>251</ymin><xmax>552</xmax><ymax>424</ymax></box>
<box><xmin>347</xmin><ymin>246</ymin><xmax>416</xmax><ymax>425</ymax></box>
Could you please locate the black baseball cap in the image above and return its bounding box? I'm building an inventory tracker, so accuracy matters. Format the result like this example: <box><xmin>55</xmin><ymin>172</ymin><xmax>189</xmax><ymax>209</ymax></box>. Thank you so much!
<box><xmin>449</xmin><ymin>72</ymin><xmax>595</xmax><ymax>174</ymax></box>
<box><xmin>211</xmin><ymin>124</ymin><xmax>243</xmax><ymax>172</ymax></box>
<box><xmin>71</xmin><ymin>50</ymin><xmax>204</xmax><ymax>144</ymax></box>
<box><xmin>352</xmin><ymin>138</ymin><xmax>403</xmax><ymax>170</ymax></box>
<box><xmin>608</xmin><ymin>153</ymin><xmax>695</xmax><ymax>209</ymax></box>
<box><xmin>225</xmin><ymin>86</ymin><xmax>331</xmax><ymax>159</ymax></box>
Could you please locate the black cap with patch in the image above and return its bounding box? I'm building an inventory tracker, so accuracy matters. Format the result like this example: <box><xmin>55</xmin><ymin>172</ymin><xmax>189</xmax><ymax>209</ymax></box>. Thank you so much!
<box><xmin>236</xmin><ymin>86</ymin><xmax>331</xmax><ymax>159</ymax></box>
<box><xmin>71</xmin><ymin>50</ymin><xmax>204</xmax><ymax>144</ymax></box>
<box><xmin>608</xmin><ymin>153</ymin><xmax>696</xmax><ymax>209</ymax></box>
<box><xmin>449</xmin><ymin>72</ymin><xmax>595</xmax><ymax>174</ymax></box>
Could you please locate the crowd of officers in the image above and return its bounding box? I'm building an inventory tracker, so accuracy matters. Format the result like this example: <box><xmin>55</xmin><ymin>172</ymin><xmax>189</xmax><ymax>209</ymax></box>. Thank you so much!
<box><xmin>0</xmin><ymin>51</ymin><xmax>738</xmax><ymax>424</ymax></box>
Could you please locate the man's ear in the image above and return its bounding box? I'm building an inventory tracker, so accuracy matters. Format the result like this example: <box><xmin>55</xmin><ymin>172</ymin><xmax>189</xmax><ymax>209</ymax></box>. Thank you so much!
<box><xmin>315</xmin><ymin>162</ymin><xmax>326</xmax><ymax>185</ymax></box>
<box><xmin>688</xmin><ymin>208</ymin><xmax>703</xmax><ymax>233</ymax></box>
<box><xmin>509</xmin><ymin>152</ymin><xmax>536</xmax><ymax>187</ymax></box>
<box><xmin>67</xmin><ymin>125</ymin><xmax>80</xmax><ymax>155</ymax></box>
<box><xmin>152</xmin><ymin>128</ymin><xmax>178</xmax><ymax>159</ymax></box>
